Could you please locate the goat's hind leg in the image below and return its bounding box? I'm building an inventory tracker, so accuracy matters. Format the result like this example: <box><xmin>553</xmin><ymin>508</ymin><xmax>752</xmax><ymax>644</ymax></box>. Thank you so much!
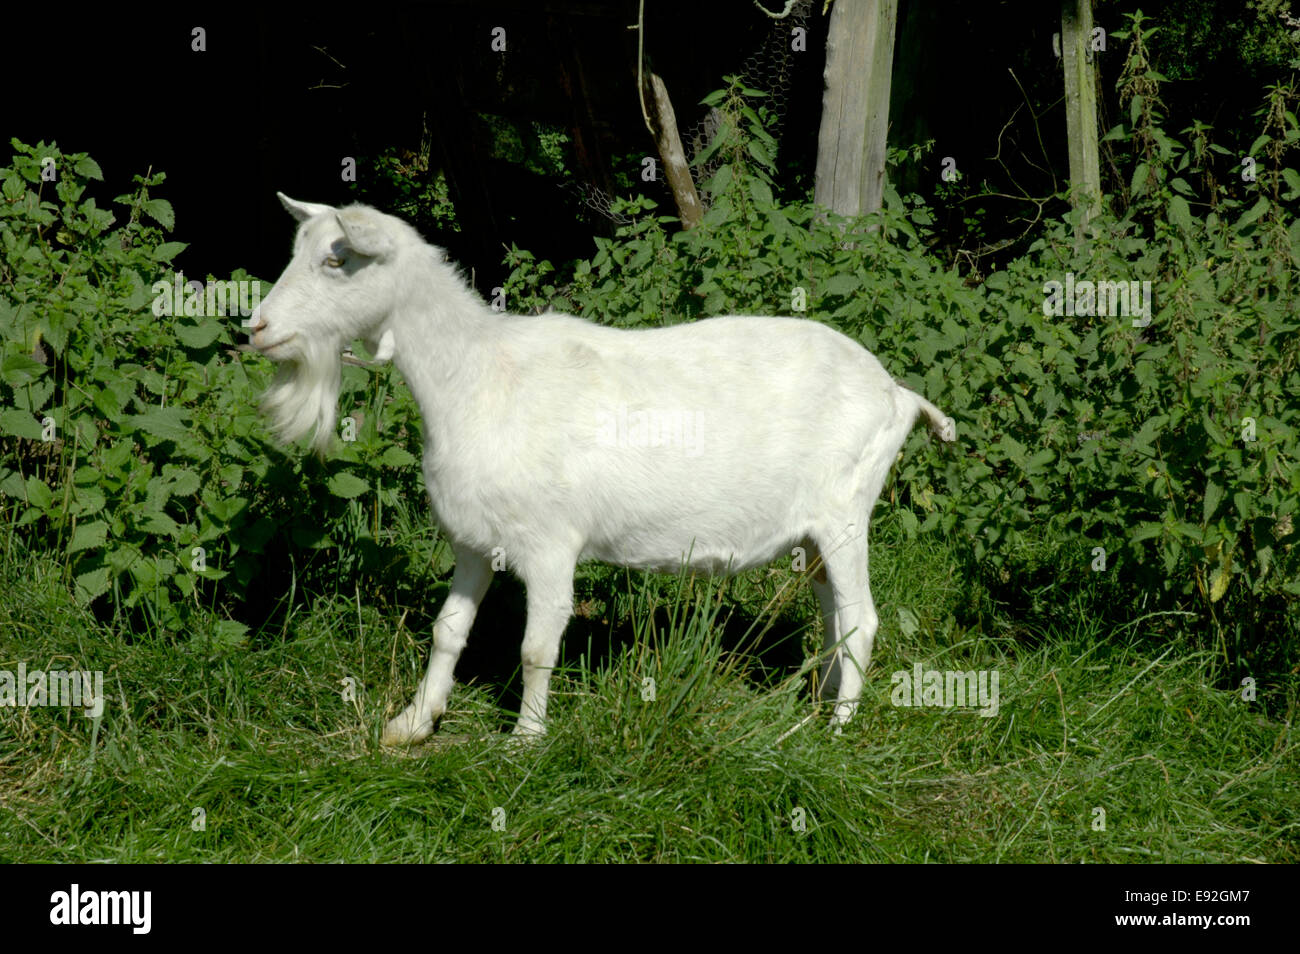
<box><xmin>382</xmin><ymin>548</ymin><xmax>492</xmax><ymax>745</ymax></box>
<box><xmin>512</xmin><ymin>557</ymin><xmax>576</xmax><ymax>738</ymax></box>
<box><xmin>813</xmin><ymin>520</ymin><xmax>877</xmax><ymax>730</ymax></box>
<box><xmin>804</xmin><ymin>539</ymin><xmax>842</xmax><ymax>701</ymax></box>
<box><xmin>812</xmin><ymin>576</ymin><xmax>843</xmax><ymax>701</ymax></box>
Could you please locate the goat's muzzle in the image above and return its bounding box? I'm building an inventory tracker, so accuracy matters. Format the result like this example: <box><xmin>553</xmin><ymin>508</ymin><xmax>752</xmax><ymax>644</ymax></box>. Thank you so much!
<box><xmin>248</xmin><ymin>312</ymin><xmax>296</xmax><ymax>356</ymax></box>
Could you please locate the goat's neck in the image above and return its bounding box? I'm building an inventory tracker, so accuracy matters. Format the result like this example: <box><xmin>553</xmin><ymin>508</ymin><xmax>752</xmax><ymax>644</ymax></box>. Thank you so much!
<box><xmin>383</xmin><ymin>259</ymin><xmax>504</xmax><ymax>443</ymax></box>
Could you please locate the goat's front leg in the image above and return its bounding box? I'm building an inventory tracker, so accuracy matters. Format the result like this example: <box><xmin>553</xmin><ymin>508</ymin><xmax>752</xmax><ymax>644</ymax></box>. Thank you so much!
<box><xmin>513</xmin><ymin>561</ymin><xmax>576</xmax><ymax>737</ymax></box>
<box><xmin>383</xmin><ymin>548</ymin><xmax>492</xmax><ymax>745</ymax></box>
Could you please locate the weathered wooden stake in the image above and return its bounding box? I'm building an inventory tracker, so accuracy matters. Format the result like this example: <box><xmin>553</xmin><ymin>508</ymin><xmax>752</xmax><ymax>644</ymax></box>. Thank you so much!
<box><xmin>814</xmin><ymin>0</ymin><xmax>899</xmax><ymax>221</ymax></box>
<box><xmin>643</xmin><ymin>71</ymin><xmax>703</xmax><ymax>230</ymax></box>
<box><xmin>1061</xmin><ymin>0</ymin><xmax>1103</xmax><ymax>236</ymax></box>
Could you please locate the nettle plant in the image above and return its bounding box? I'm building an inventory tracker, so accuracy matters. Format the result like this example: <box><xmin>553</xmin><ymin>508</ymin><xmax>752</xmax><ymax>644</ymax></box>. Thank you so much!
<box><xmin>0</xmin><ymin>139</ymin><xmax>431</xmax><ymax>641</ymax></box>
<box><xmin>0</xmin><ymin>139</ymin><xmax>262</xmax><ymax>637</ymax></box>
<box><xmin>505</xmin><ymin>65</ymin><xmax>1298</xmax><ymax>675</ymax></box>
<box><xmin>948</xmin><ymin>17</ymin><xmax>1300</xmax><ymax>670</ymax></box>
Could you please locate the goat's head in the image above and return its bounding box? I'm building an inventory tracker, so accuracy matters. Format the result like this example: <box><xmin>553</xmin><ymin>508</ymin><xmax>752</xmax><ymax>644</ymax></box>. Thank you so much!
<box><xmin>250</xmin><ymin>193</ymin><xmax>400</xmax><ymax>453</ymax></box>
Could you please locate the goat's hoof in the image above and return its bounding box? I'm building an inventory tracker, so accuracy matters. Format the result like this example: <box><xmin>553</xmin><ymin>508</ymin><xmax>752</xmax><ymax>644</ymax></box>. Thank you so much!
<box><xmin>509</xmin><ymin>720</ymin><xmax>547</xmax><ymax>741</ymax></box>
<box><xmin>829</xmin><ymin>701</ymin><xmax>858</xmax><ymax>732</ymax></box>
<box><xmin>382</xmin><ymin>708</ymin><xmax>435</xmax><ymax>746</ymax></box>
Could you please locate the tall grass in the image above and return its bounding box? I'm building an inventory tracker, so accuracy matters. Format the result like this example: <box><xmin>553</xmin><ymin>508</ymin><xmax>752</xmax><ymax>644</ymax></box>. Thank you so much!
<box><xmin>2</xmin><ymin>513</ymin><xmax>1294</xmax><ymax>863</ymax></box>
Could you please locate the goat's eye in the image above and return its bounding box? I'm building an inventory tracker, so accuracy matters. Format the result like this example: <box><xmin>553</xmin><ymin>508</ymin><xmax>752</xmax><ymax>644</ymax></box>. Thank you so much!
<box><xmin>325</xmin><ymin>255</ymin><xmax>345</xmax><ymax>269</ymax></box>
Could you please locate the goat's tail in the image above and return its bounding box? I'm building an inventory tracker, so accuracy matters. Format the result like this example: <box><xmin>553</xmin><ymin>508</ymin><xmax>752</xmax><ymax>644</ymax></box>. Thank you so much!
<box><xmin>901</xmin><ymin>385</ymin><xmax>957</xmax><ymax>443</ymax></box>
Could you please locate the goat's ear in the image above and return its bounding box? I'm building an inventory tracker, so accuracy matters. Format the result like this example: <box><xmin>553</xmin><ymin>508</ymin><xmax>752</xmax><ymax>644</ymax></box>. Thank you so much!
<box><xmin>335</xmin><ymin>210</ymin><xmax>393</xmax><ymax>259</ymax></box>
<box><xmin>278</xmin><ymin>192</ymin><xmax>334</xmax><ymax>222</ymax></box>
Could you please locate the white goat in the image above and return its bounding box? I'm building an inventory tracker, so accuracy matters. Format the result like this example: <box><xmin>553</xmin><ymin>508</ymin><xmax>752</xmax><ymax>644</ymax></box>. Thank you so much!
<box><xmin>249</xmin><ymin>193</ymin><xmax>956</xmax><ymax>744</ymax></box>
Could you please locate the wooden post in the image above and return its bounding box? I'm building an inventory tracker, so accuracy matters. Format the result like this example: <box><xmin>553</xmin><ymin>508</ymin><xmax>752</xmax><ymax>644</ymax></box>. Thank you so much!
<box><xmin>1061</xmin><ymin>0</ymin><xmax>1102</xmax><ymax>234</ymax></box>
<box><xmin>643</xmin><ymin>71</ymin><xmax>703</xmax><ymax>229</ymax></box>
<box><xmin>814</xmin><ymin>0</ymin><xmax>899</xmax><ymax>220</ymax></box>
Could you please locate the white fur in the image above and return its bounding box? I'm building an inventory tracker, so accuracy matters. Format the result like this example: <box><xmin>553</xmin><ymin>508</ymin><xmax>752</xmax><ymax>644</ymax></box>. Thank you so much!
<box><xmin>249</xmin><ymin>193</ymin><xmax>956</xmax><ymax>743</ymax></box>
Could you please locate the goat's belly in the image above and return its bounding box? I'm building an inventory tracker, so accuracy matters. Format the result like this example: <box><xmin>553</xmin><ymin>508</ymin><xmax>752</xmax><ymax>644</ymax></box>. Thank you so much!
<box><xmin>568</xmin><ymin>455</ymin><xmax>822</xmax><ymax>573</ymax></box>
<box><xmin>580</xmin><ymin>522</ymin><xmax>799</xmax><ymax>576</ymax></box>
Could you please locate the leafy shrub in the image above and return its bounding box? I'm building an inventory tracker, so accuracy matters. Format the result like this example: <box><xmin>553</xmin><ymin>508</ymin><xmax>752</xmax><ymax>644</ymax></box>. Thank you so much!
<box><xmin>504</xmin><ymin>58</ymin><xmax>1299</xmax><ymax>682</ymax></box>
<box><xmin>0</xmin><ymin>139</ymin><xmax>434</xmax><ymax>640</ymax></box>
<box><xmin>3</xmin><ymin>13</ymin><xmax>1296</xmax><ymax>690</ymax></box>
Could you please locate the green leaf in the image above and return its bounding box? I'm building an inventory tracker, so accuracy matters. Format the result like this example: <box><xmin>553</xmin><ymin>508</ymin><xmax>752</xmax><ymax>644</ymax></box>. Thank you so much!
<box><xmin>1202</xmin><ymin>479</ymin><xmax>1224</xmax><ymax>524</ymax></box>
<box><xmin>1282</xmin><ymin>167</ymin><xmax>1300</xmax><ymax>199</ymax></box>
<box><xmin>175</xmin><ymin>319</ymin><xmax>223</xmax><ymax>348</ymax></box>
<box><xmin>379</xmin><ymin>446</ymin><xmax>418</xmax><ymax>468</ymax></box>
<box><xmin>24</xmin><ymin>476</ymin><xmax>53</xmax><ymax>511</ymax></box>
<box><xmin>1132</xmin><ymin>522</ymin><xmax>1164</xmax><ymax>543</ymax></box>
<box><xmin>2</xmin><ymin>354</ymin><xmax>49</xmax><ymax>386</ymax></box>
<box><xmin>143</xmin><ymin>198</ymin><xmax>175</xmax><ymax>230</ymax></box>
<box><xmin>0</xmin><ymin>408</ymin><xmax>43</xmax><ymax>440</ymax></box>
<box><xmin>92</xmin><ymin>384</ymin><xmax>123</xmax><ymax>420</ymax></box>
<box><xmin>702</xmin><ymin>164</ymin><xmax>733</xmax><ymax>194</ymax></box>
<box><xmin>127</xmin><ymin>407</ymin><xmax>192</xmax><ymax>444</ymax></box>
<box><xmin>71</xmin><ymin>485</ymin><xmax>107</xmax><ymax>517</ymax></box>
<box><xmin>166</xmin><ymin>468</ymin><xmax>203</xmax><ymax>497</ymax></box>
<box><xmin>326</xmin><ymin>471</ymin><xmax>370</xmax><ymax>499</ymax></box>
<box><xmin>139</xmin><ymin>510</ymin><xmax>183</xmax><ymax>538</ymax></box>
<box><xmin>1024</xmin><ymin>449</ymin><xmax>1055</xmax><ymax>472</ymax></box>
<box><xmin>74</xmin><ymin>156</ymin><xmax>104</xmax><ymax>181</ymax></box>
<box><xmin>73</xmin><ymin>566</ymin><xmax>112</xmax><ymax>604</ymax></box>
<box><xmin>1168</xmin><ymin>195</ymin><xmax>1192</xmax><ymax>232</ymax></box>
<box><xmin>1201</xmin><ymin>407</ymin><xmax>1227</xmax><ymax>445</ymax></box>
<box><xmin>823</xmin><ymin>273</ymin><xmax>859</xmax><ymax>296</ymax></box>
<box><xmin>1130</xmin><ymin>162</ymin><xmax>1150</xmax><ymax>197</ymax></box>
<box><xmin>154</xmin><ymin>241</ymin><xmax>188</xmax><ymax>263</ymax></box>
<box><xmin>2</xmin><ymin>173</ymin><xmax>24</xmax><ymax>201</ymax></box>
<box><xmin>23</xmin><ymin>378</ymin><xmax>54</xmax><ymax>413</ymax></box>
<box><xmin>68</xmin><ymin>521</ymin><xmax>109</xmax><ymax>554</ymax></box>
<box><xmin>1235</xmin><ymin>198</ymin><xmax>1269</xmax><ymax>229</ymax></box>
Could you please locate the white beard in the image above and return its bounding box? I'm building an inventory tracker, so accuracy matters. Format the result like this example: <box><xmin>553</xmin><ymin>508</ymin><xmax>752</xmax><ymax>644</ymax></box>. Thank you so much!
<box><xmin>260</xmin><ymin>341</ymin><xmax>342</xmax><ymax>455</ymax></box>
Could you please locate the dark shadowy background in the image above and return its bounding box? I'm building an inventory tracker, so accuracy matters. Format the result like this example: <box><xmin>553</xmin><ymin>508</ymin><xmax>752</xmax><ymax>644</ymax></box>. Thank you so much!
<box><xmin>8</xmin><ymin>1</ymin><xmax>1287</xmax><ymax>286</ymax></box>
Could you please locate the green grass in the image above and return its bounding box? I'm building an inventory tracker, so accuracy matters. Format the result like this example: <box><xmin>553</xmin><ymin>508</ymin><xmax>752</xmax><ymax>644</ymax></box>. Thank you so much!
<box><xmin>1</xmin><ymin>514</ymin><xmax>1295</xmax><ymax>863</ymax></box>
